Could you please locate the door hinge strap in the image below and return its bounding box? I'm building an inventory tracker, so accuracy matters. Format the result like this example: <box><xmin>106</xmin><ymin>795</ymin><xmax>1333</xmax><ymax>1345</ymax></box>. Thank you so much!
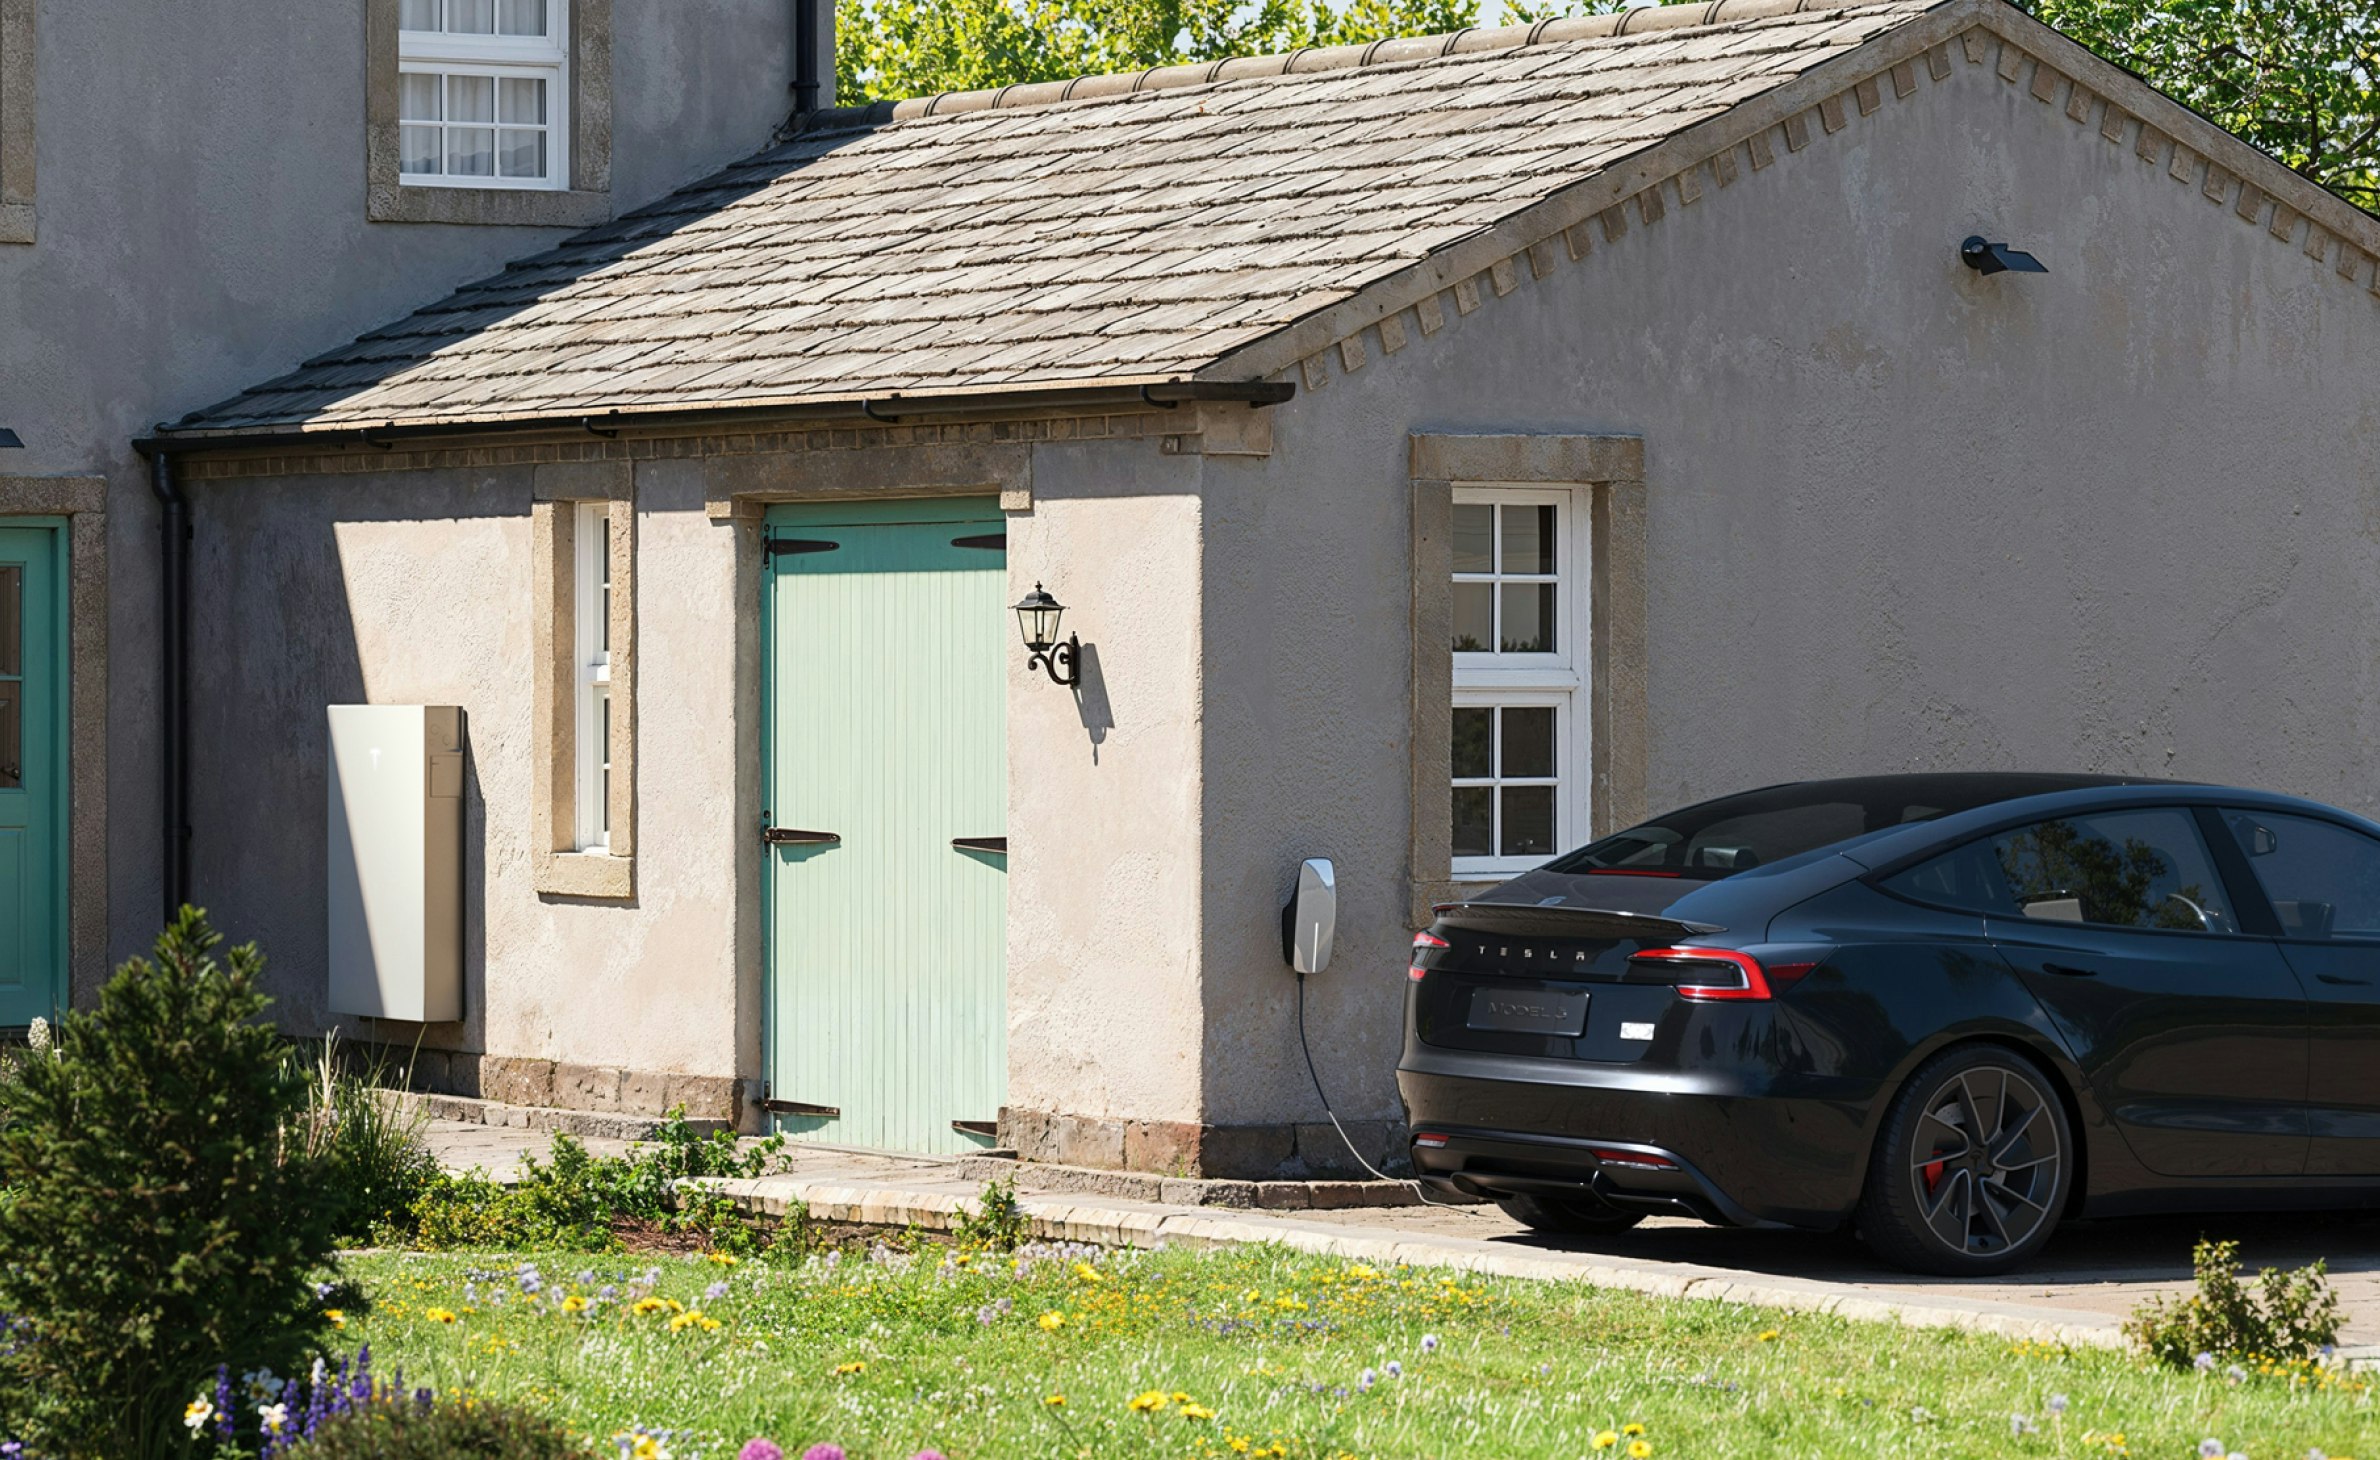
<box><xmin>764</xmin><ymin>1099</ymin><xmax>841</xmax><ymax>1118</ymax></box>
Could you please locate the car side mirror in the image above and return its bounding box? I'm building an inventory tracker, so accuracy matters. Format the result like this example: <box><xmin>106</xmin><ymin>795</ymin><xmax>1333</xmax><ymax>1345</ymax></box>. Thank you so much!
<box><xmin>1280</xmin><ymin>858</ymin><xmax>1337</xmax><ymax>976</ymax></box>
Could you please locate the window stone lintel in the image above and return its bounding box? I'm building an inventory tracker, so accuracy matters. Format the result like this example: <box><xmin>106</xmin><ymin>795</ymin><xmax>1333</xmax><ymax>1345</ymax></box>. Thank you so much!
<box><xmin>0</xmin><ymin>0</ymin><xmax>36</xmax><ymax>243</ymax></box>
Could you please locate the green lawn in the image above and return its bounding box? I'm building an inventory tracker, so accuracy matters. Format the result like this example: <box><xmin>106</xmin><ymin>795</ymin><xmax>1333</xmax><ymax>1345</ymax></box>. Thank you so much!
<box><xmin>336</xmin><ymin>1242</ymin><xmax>2371</xmax><ymax>1460</ymax></box>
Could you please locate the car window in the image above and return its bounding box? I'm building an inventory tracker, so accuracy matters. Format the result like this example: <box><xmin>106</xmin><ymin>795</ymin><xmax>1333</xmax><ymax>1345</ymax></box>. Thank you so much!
<box><xmin>1885</xmin><ymin>807</ymin><xmax>2237</xmax><ymax>933</ymax></box>
<box><xmin>2218</xmin><ymin>809</ymin><xmax>2380</xmax><ymax>939</ymax></box>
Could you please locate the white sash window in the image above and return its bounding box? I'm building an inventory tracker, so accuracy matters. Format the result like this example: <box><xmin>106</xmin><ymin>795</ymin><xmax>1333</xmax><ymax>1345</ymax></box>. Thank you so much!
<box><xmin>399</xmin><ymin>0</ymin><xmax>567</xmax><ymax>189</ymax></box>
<box><xmin>574</xmin><ymin>502</ymin><xmax>611</xmax><ymax>852</ymax></box>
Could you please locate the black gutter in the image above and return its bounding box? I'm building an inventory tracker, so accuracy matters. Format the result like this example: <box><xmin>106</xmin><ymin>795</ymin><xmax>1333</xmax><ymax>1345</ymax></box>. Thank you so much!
<box><xmin>134</xmin><ymin>379</ymin><xmax>1294</xmax><ymax>458</ymax></box>
<box><xmin>792</xmin><ymin>0</ymin><xmax>822</xmax><ymax>116</ymax></box>
<box><xmin>144</xmin><ymin>450</ymin><xmax>191</xmax><ymax>921</ymax></box>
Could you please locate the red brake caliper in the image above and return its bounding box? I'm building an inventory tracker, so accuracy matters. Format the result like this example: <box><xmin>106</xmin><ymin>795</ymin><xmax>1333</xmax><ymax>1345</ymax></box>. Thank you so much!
<box><xmin>1922</xmin><ymin>1153</ymin><xmax>1946</xmax><ymax>1192</ymax></box>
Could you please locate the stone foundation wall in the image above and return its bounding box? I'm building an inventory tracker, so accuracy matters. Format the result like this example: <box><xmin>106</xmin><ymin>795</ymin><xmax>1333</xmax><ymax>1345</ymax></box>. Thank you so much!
<box><xmin>349</xmin><ymin>1043</ymin><xmax>744</xmax><ymax>1125</ymax></box>
<box><xmin>1000</xmin><ymin>1107</ymin><xmax>1408</xmax><ymax>1180</ymax></box>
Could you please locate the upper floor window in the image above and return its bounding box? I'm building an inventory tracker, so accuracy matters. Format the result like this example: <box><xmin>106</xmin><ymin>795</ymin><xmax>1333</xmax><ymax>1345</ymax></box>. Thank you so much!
<box><xmin>399</xmin><ymin>0</ymin><xmax>567</xmax><ymax>190</ymax></box>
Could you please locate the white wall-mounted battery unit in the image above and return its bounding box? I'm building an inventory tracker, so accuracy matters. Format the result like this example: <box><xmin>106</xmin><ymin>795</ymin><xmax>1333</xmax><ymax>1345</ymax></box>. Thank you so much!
<box><xmin>326</xmin><ymin>704</ymin><xmax>464</xmax><ymax>1021</ymax></box>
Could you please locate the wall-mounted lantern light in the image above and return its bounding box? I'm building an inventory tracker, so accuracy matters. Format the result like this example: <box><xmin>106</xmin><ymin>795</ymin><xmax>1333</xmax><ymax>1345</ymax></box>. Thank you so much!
<box><xmin>1012</xmin><ymin>582</ymin><xmax>1081</xmax><ymax>687</ymax></box>
<box><xmin>1960</xmin><ymin>236</ymin><xmax>2047</xmax><ymax>276</ymax></box>
<box><xmin>0</xmin><ymin>427</ymin><xmax>22</xmax><ymax>448</ymax></box>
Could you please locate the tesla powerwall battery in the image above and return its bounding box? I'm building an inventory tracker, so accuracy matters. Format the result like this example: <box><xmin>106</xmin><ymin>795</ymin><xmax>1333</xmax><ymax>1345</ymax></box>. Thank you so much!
<box><xmin>327</xmin><ymin>705</ymin><xmax>464</xmax><ymax>1022</ymax></box>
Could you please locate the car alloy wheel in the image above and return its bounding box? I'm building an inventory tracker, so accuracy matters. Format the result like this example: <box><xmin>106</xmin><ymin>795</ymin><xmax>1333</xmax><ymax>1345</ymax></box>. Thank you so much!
<box><xmin>1861</xmin><ymin>1046</ymin><xmax>2072</xmax><ymax>1274</ymax></box>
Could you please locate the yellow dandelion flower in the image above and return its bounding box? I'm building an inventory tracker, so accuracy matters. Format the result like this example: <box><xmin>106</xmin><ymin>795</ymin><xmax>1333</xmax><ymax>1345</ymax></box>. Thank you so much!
<box><xmin>1756</xmin><ymin>1329</ymin><xmax>1781</xmax><ymax>1341</ymax></box>
<box><xmin>668</xmin><ymin>1310</ymin><xmax>708</xmax><ymax>1332</ymax></box>
<box><xmin>1037</xmin><ymin>1310</ymin><xmax>1065</xmax><ymax>1331</ymax></box>
<box><xmin>1171</xmin><ymin>1392</ymin><xmax>1192</xmax><ymax>1404</ymax></box>
<box><xmin>1228</xmin><ymin>1439</ymin><xmax>1251</xmax><ymax>1455</ymax></box>
<box><xmin>1348</xmin><ymin>1265</ymin><xmax>1377</xmax><ymax>1280</ymax></box>
<box><xmin>1628</xmin><ymin>1443</ymin><xmax>1652</xmax><ymax>1459</ymax></box>
<box><xmin>1074</xmin><ymin>1262</ymin><xmax>1104</xmax><ymax>1283</ymax></box>
<box><xmin>1593</xmin><ymin>1432</ymin><xmax>1619</xmax><ymax>1450</ymax></box>
<box><xmin>561</xmin><ymin>1295</ymin><xmax>590</xmax><ymax>1313</ymax></box>
<box><xmin>324</xmin><ymin>1309</ymin><xmax>346</xmax><ymax>1328</ymax></box>
<box><xmin>1182</xmin><ymin>1404</ymin><xmax>1216</xmax><ymax>1420</ymax></box>
<box><xmin>424</xmin><ymin>1308</ymin><xmax>458</xmax><ymax>1324</ymax></box>
<box><xmin>1129</xmin><ymin>1390</ymin><xmax>1168</xmax><ymax>1413</ymax></box>
<box><xmin>1622</xmin><ymin>1424</ymin><xmax>1646</xmax><ymax>1436</ymax></box>
<box><xmin>706</xmin><ymin>1251</ymin><xmax>740</xmax><ymax>1265</ymax></box>
<box><xmin>1043</xmin><ymin>1395</ymin><xmax>1066</xmax><ymax>1409</ymax></box>
<box><xmin>833</xmin><ymin>1361</ymin><xmax>865</xmax><ymax>1376</ymax></box>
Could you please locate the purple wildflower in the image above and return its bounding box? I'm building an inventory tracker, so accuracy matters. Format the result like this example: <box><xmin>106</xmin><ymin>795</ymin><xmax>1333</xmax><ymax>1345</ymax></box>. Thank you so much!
<box><xmin>216</xmin><ymin>1364</ymin><xmax>236</xmax><ymax>1441</ymax></box>
<box><xmin>1384</xmin><ymin>1360</ymin><xmax>1402</xmax><ymax>1379</ymax></box>
<box><xmin>910</xmin><ymin>1452</ymin><xmax>949</xmax><ymax>1459</ymax></box>
<box><xmin>738</xmin><ymin>1443</ymin><xmax>785</xmax><ymax>1460</ymax></box>
<box><xmin>1420</xmin><ymin>1333</ymin><xmax>1440</xmax><ymax>1354</ymax></box>
<box><xmin>800</xmin><ymin>1447</ymin><xmax>846</xmax><ymax>1460</ymax></box>
<box><xmin>706</xmin><ymin>1281</ymin><xmax>731</xmax><ymax>1301</ymax></box>
<box><xmin>1359</xmin><ymin>1368</ymin><xmax>1377</xmax><ymax>1391</ymax></box>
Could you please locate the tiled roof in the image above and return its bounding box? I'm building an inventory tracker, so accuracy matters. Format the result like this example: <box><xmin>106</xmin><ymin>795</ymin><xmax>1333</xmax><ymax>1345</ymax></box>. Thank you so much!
<box><xmin>174</xmin><ymin>0</ymin><xmax>1944</xmax><ymax>434</ymax></box>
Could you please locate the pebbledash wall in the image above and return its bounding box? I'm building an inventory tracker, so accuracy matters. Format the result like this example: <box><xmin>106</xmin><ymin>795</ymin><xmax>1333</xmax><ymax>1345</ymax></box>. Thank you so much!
<box><xmin>176</xmin><ymin>13</ymin><xmax>2380</xmax><ymax>1169</ymax></box>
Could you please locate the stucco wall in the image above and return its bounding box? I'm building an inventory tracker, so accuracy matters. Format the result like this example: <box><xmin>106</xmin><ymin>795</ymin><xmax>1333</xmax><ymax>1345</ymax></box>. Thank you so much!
<box><xmin>185</xmin><ymin>461</ymin><xmax>746</xmax><ymax>1094</ymax></box>
<box><xmin>0</xmin><ymin>0</ymin><xmax>799</xmax><ymax>972</ymax></box>
<box><xmin>1197</xmin><ymin>46</ymin><xmax>2380</xmax><ymax>1143</ymax></box>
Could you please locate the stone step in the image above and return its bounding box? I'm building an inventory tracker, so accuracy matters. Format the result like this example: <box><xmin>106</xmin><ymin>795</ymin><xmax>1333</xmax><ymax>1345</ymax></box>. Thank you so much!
<box><xmin>957</xmin><ymin>1152</ymin><xmax>1454</xmax><ymax>1210</ymax></box>
<box><xmin>399</xmin><ymin>1090</ymin><xmax>735</xmax><ymax>1143</ymax></box>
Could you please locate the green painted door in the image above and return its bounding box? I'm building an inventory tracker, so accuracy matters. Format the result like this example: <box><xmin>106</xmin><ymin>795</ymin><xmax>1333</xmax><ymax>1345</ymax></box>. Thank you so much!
<box><xmin>763</xmin><ymin>499</ymin><xmax>1007</xmax><ymax>1153</ymax></box>
<box><xmin>0</xmin><ymin>524</ymin><xmax>65</xmax><ymax>1028</ymax></box>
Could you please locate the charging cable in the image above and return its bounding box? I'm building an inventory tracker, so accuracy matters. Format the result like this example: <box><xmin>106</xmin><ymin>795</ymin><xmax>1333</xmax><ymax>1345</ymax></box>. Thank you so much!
<box><xmin>1293</xmin><ymin>971</ymin><xmax>1466</xmax><ymax>1210</ymax></box>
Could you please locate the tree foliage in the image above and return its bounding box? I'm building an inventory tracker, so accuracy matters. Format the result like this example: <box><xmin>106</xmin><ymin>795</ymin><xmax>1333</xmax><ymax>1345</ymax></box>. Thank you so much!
<box><xmin>2025</xmin><ymin>0</ymin><xmax>2378</xmax><ymax>209</ymax></box>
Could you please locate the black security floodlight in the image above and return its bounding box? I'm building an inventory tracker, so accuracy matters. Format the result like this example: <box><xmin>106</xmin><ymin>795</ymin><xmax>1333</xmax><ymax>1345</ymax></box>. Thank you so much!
<box><xmin>0</xmin><ymin>427</ymin><xmax>21</xmax><ymax>448</ymax></box>
<box><xmin>1961</xmin><ymin>236</ymin><xmax>2048</xmax><ymax>276</ymax></box>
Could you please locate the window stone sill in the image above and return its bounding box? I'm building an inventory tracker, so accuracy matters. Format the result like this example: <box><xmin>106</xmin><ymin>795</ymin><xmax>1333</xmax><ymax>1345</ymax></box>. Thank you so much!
<box><xmin>538</xmin><ymin>850</ymin><xmax>634</xmax><ymax>900</ymax></box>
<box><xmin>369</xmin><ymin>183</ymin><xmax>611</xmax><ymax>228</ymax></box>
<box><xmin>0</xmin><ymin>202</ymin><xmax>31</xmax><ymax>244</ymax></box>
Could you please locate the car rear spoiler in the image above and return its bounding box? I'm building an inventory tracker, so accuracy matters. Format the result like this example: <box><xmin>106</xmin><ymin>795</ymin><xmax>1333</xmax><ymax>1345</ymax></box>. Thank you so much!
<box><xmin>1432</xmin><ymin>901</ymin><xmax>1724</xmax><ymax>941</ymax></box>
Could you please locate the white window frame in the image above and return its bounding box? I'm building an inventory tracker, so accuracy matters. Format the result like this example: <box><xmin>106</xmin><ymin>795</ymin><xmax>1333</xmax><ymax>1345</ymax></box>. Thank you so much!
<box><xmin>573</xmin><ymin>501</ymin><xmax>611</xmax><ymax>852</ymax></box>
<box><xmin>398</xmin><ymin>0</ymin><xmax>569</xmax><ymax>192</ymax></box>
<box><xmin>1450</xmin><ymin>485</ymin><xmax>1593</xmax><ymax>882</ymax></box>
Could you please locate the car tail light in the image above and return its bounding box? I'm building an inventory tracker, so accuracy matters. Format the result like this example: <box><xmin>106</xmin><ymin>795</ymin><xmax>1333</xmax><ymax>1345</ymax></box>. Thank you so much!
<box><xmin>1408</xmin><ymin>931</ymin><xmax>1449</xmax><ymax>981</ymax></box>
<box><xmin>1412</xmin><ymin>1131</ymin><xmax>1450</xmax><ymax>1148</ymax></box>
<box><xmin>1630</xmin><ymin>946</ymin><xmax>1789</xmax><ymax>1001</ymax></box>
<box><xmin>1589</xmin><ymin>1147</ymin><xmax>1678</xmax><ymax>1171</ymax></box>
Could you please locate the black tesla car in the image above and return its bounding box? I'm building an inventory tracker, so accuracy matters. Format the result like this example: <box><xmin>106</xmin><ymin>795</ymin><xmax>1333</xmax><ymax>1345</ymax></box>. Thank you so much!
<box><xmin>1397</xmin><ymin>774</ymin><xmax>2380</xmax><ymax>1274</ymax></box>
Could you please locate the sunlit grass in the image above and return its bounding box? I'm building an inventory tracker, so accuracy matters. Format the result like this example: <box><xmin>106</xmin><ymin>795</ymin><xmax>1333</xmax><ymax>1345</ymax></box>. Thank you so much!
<box><xmin>337</xmin><ymin>1242</ymin><xmax>2372</xmax><ymax>1459</ymax></box>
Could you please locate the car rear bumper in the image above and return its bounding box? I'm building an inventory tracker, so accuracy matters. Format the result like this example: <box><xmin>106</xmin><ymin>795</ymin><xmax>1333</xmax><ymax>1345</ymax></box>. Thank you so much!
<box><xmin>1397</xmin><ymin>1052</ymin><xmax>1872</xmax><ymax>1230</ymax></box>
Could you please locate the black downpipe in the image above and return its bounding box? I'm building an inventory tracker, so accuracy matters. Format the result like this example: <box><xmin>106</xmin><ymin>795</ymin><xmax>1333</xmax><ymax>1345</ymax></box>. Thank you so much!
<box><xmin>148</xmin><ymin>451</ymin><xmax>191</xmax><ymax>920</ymax></box>
<box><xmin>792</xmin><ymin>0</ymin><xmax>821</xmax><ymax>115</ymax></box>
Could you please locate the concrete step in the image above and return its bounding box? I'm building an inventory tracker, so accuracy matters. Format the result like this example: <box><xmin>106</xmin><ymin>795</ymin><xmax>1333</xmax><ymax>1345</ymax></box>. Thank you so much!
<box><xmin>399</xmin><ymin>1091</ymin><xmax>735</xmax><ymax>1143</ymax></box>
<box><xmin>957</xmin><ymin>1152</ymin><xmax>1448</xmax><ymax>1210</ymax></box>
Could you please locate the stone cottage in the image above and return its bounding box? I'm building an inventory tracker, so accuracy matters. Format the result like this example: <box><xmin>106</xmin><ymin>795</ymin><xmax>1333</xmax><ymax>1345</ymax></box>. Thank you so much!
<box><xmin>131</xmin><ymin>0</ymin><xmax>2380</xmax><ymax>1175</ymax></box>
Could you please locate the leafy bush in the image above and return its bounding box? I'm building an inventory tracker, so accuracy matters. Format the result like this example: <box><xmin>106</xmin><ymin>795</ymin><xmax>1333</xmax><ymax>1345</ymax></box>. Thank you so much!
<box><xmin>0</xmin><ymin>909</ymin><xmax>336</xmax><ymax>1459</ymax></box>
<box><xmin>954</xmin><ymin>1176</ymin><xmax>1029</xmax><ymax>1252</ymax></box>
<box><xmin>294</xmin><ymin>1034</ymin><xmax>440</xmax><ymax>1245</ymax></box>
<box><xmin>2126</xmin><ymin>1238</ymin><xmax>2344</xmax><ymax>1366</ymax></box>
<box><xmin>399</xmin><ymin>1114</ymin><xmax>791</xmax><ymax>1255</ymax></box>
<box><xmin>281</xmin><ymin>1394</ymin><xmax>587</xmax><ymax>1459</ymax></box>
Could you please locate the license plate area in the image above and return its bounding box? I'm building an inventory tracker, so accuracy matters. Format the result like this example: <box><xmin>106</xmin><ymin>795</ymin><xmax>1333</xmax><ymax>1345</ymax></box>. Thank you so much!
<box><xmin>1465</xmin><ymin>985</ymin><xmax>1588</xmax><ymax>1036</ymax></box>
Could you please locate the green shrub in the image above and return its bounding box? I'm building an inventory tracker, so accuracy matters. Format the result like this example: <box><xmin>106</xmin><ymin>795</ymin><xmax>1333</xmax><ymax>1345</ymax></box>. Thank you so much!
<box><xmin>954</xmin><ymin>1176</ymin><xmax>1029</xmax><ymax>1252</ymax></box>
<box><xmin>2125</xmin><ymin>1238</ymin><xmax>2344</xmax><ymax>1367</ymax></box>
<box><xmin>295</xmin><ymin>1033</ymin><xmax>440</xmax><ymax>1244</ymax></box>
<box><xmin>397</xmin><ymin>1114</ymin><xmax>789</xmax><ymax>1254</ymax></box>
<box><xmin>0</xmin><ymin>909</ymin><xmax>336</xmax><ymax>1459</ymax></box>
<box><xmin>283</xmin><ymin>1395</ymin><xmax>588</xmax><ymax>1459</ymax></box>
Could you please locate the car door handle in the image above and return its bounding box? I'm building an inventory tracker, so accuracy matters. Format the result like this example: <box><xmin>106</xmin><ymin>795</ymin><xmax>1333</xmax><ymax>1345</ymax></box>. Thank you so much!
<box><xmin>951</xmin><ymin>836</ymin><xmax>1006</xmax><ymax>854</ymax></box>
<box><xmin>2042</xmin><ymin>962</ymin><xmax>2097</xmax><ymax>978</ymax></box>
<box><xmin>763</xmin><ymin>827</ymin><xmax>840</xmax><ymax>846</ymax></box>
<box><xmin>2316</xmin><ymin>973</ymin><xmax>2373</xmax><ymax>987</ymax></box>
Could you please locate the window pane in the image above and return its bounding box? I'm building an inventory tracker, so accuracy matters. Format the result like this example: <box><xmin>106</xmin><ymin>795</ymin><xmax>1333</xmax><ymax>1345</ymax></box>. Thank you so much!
<box><xmin>400</xmin><ymin>0</ymin><xmax>439</xmax><ymax>30</ymax></box>
<box><xmin>1993</xmin><ymin>809</ymin><xmax>2232</xmax><ymax>933</ymax></box>
<box><xmin>1501</xmin><ymin>786</ymin><xmax>1555</xmax><ymax>857</ymax></box>
<box><xmin>595</xmin><ymin>517</ymin><xmax>611</xmax><ymax>655</ymax></box>
<box><xmin>2222</xmin><ymin>810</ymin><xmax>2380</xmax><ymax>938</ymax></box>
<box><xmin>1502</xmin><ymin>504</ymin><xmax>1555</xmax><ymax>576</ymax></box>
<box><xmin>498</xmin><ymin>129</ymin><xmax>548</xmax><ymax>179</ymax></box>
<box><xmin>0</xmin><ymin>683</ymin><xmax>18</xmax><ymax>791</ymax></box>
<box><xmin>1452</xmin><ymin>504</ymin><xmax>1493</xmax><ymax>575</ymax></box>
<box><xmin>400</xmin><ymin>72</ymin><xmax>442</xmax><ymax>122</ymax></box>
<box><xmin>401</xmin><ymin>126</ymin><xmax>442</xmax><ymax>175</ymax></box>
<box><xmin>1500</xmin><ymin>582</ymin><xmax>1554</xmax><ymax>653</ymax></box>
<box><xmin>1451</xmin><ymin>707</ymin><xmax>1491</xmax><ymax>780</ymax></box>
<box><xmin>0</xmin><ymin>565</ymin><xmax>18</xmax><ymax>676</ymax></box>
<box><xmin>448</xmin><ymin>0</ymin><xmax>494</xmax><ymax>32</ymax></box>
<box><xmin>1452</xmin><ymin>582</ymin><xmax>1492</xmax><ymax>653</ymax></box>
<box><xmin>448</xmin><ymin>127</ymin><xmax>495</xmax><ymax>177</ymax></box>
<box><xmin>1502</xmin><ymin>706</ymin><xmax>1554</xmax><ymax>779</ymax></box>
<box><xmin>448</xmin><ymin>73</ymin><xmax>494</xmax><ymax>123</ymax></box>
<box><xmin>498</xmin><ymin>0</ymin><xmax>549</xmax><ymax>35</ymax></box>
<box><xmin>499</xmin><ymin>76</ymin><xmax>546</xmax><ymax>125</ymax></box>
<box><xmin>1452</xmin><ymin>787</ymin><xmax>1493</xmax><ymax>860</ymax></box>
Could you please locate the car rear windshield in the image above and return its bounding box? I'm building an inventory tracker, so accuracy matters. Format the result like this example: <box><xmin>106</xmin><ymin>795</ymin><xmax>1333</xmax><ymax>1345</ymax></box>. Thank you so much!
<box><xmin>1542</xmin><ymin>775</ymin><xmax>2110</xmax><ymax>881</ymax></box>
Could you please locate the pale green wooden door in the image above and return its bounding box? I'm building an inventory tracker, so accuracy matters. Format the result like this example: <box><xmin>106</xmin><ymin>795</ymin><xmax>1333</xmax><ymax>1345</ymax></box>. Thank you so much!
<box><xmin>0</xmin><ymin>525</ymin><xmax>64</xmax><ymax>1028</ymax></box>
<box><xmin>762</xmin><ymin>500</ymin><xmax>1007</xmax><ymax>1153</ymax></box>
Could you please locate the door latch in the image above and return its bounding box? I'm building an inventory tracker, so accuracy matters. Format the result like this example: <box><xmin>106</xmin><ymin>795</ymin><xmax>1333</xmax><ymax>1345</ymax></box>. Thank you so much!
<box><xmin>762</xmin><ymin>827</ymin><xmax>840</xmax><ymax>846</ymax></box>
